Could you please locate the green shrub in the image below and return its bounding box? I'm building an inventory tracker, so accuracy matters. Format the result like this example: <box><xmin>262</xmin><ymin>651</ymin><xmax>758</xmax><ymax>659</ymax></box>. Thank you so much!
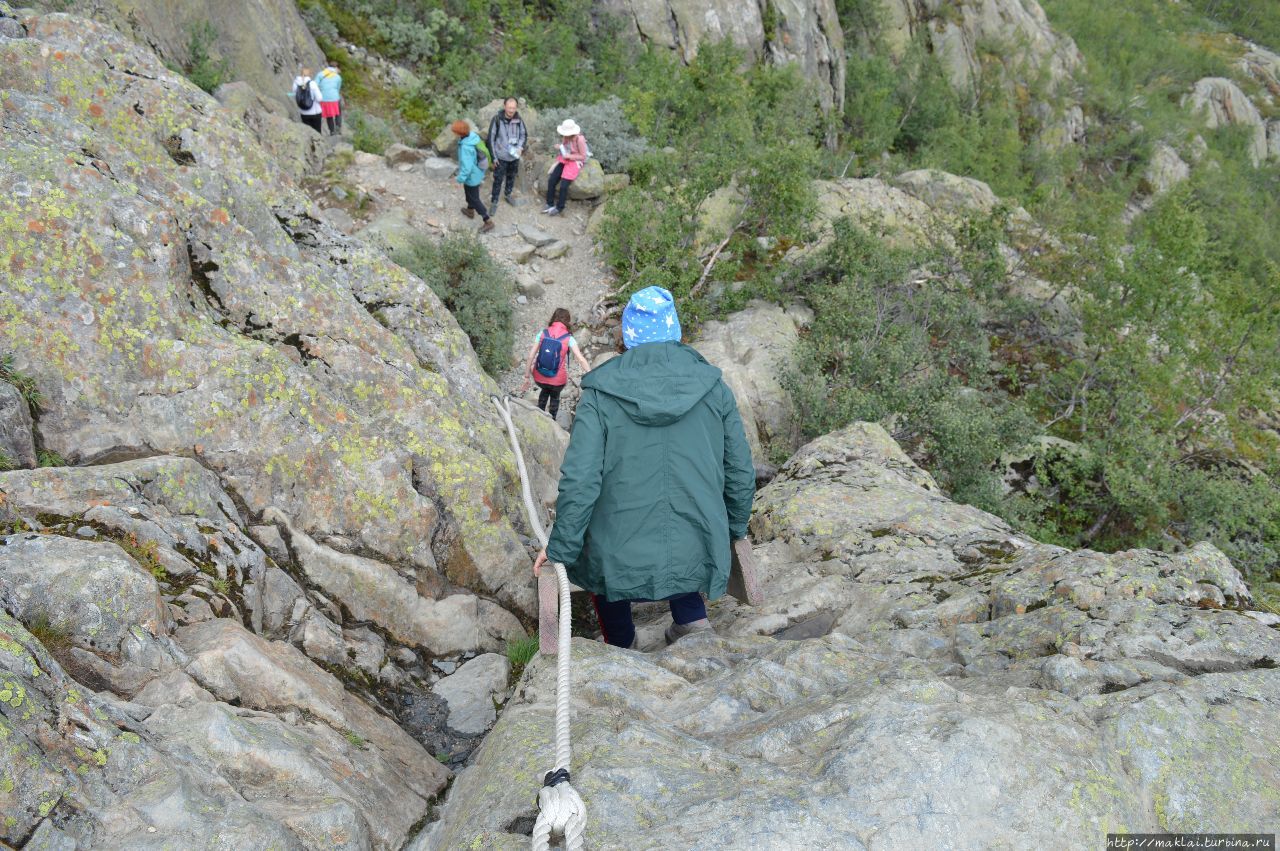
<box><xmin>392</xmin><ymin>235</ymin><xmax>514</xmax><ymax>376</ymax></box>
<box><xmin>0</xmin><ymin>449</ymin><xmax>13</xmax><ymax>473</ymax></box>
<box><xmin>347</xmin><ymin>107</ymin><xmax>398</xmax><ymax>154</ymax></box>
<box><xmin>183</xmin><ymin>21</ymin><xmax>230</xmax><ymax>94</ymax></box>
<box><xmin>784</xmin><ymin>219</ymin><xmax>1035</xmax><ymax>510</ymax></box>
<box><xmin>540</xmin><ymin>97</ymin><xmax>649</xmax><ymax>172</ymax></box>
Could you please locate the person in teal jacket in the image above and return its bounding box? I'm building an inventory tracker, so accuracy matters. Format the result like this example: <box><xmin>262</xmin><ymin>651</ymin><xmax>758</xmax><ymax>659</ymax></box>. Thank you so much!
<box><xmin>451</xmin><ymin>120</ymin><xmax>493</xmax><ymax>232</ymax></box>
<box><xmin>316</xmin><ymin>60</ymin><xmax>343</xmax><ymax>135</ymax></box>
<box><xmin>534</xmin><ymin>286</ymin><xmax>756</xmax><ymax>648</ymax></box>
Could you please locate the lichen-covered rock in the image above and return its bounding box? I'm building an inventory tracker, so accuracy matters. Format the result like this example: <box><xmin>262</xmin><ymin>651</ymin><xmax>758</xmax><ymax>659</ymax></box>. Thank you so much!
<box><xmin>0</xmin><ymin>610</ymin><xmax>304</xmax><ymax>849</ymax></box>
<box><xmin>691</xmin><ymin>301</ymin><xmax>809</xmax><ymax>464</ymax></box>
<box><xmin>1184</xmin><ymin>77</ymin><xmax>1269</xmax><ymax>165</ymax></box>
<box><xmin>567</xmin><ymin>158</ymin><xmax>605</xmax><ymax>200</ymax></box>
<box><xmin>0</xmin><ymin>12</ymin><xmax>559</xmax><ymax>631</ymax></box>
<box><xmin>0</xmin><ymin>381</ymin><xmax>36</xmax><ymax>469</ymax></box>
<box><xmin>1140</xmin><ymin>142</ymin><xmax>1191</xmax><ymax>197</ymax></box>
<box><xmin>601</xmin><ymin>0</ymin><xmax>845</xmax><ymax>118</ymax></box>
<box><xmin>810</xmin><ymin>177</ymin><xmax>943</xmax><ymax>249</ymax></box>
<box><xmin>174</xmin><ymin>618</ymin><xmax>449</xmax><ymax>832</ymax></box>
<box><xmin>70</xmin><ymin>0</ymin><xmax>323</xmax><ymax>109</ymax></box>
<box><xmin>430</xmin><ymin>652</ymin><xmax>511</xmax><ymax>735</ymax></box>
<box><xmin>214</xmin><ymin>81</ymin><xmax>327</xmax><ymax>182</ymax></box>
<box><xmin>422</xmin><ymin>422</ymin><xmax>1280</xmax><ymax>846</ymax></box>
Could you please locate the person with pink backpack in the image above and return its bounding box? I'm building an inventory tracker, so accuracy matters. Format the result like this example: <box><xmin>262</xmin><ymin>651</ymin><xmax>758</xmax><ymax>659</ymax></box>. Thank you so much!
<box><xmin>543</xmin><ymin>119</ymin><xmax>589</xmax><ymax>216</ymax></box>
<box><xmin>518</xmin><ymin>307</ymin><xmax>592</xmax><ymax>419</ymax></box>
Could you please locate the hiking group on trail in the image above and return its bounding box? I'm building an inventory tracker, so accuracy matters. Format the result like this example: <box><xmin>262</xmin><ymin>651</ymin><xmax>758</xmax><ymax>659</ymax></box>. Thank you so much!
<box><xmin>290</xmin><ymin>60</ymin><xmax>342</xmax><ymax>135</ymax></box>
<box><xmin>533</xmin><ymin>287</ymin><xmax>757</xmax><ymax>649</ymax></box>
<box><xmin>447</xmin><ymin>101</ymin><xmax>591</xmax><ymax>231</ymax></box>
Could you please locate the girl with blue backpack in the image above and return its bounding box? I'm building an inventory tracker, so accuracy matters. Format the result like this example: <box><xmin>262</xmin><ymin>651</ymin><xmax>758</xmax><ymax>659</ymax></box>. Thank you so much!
<box><xmin>518</xmin><ymin>308</ymin><xmax>592</xmax><ymax>419</ymax></box>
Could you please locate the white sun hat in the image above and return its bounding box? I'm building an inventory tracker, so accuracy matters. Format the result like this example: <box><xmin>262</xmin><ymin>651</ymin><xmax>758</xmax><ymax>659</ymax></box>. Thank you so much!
<box><xmin>556</xmin><ymin>119</ymin><xmax>581</xmax><ymax>136</ymax></box>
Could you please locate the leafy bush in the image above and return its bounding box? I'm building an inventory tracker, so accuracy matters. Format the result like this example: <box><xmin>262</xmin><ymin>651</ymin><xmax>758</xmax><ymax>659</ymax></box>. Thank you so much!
<box><xmin>347</xmin><ymin>107</ymin><xmax>397</xmax><ymax>154</ymax></box>
<box><xmin>183</xmin><ymin>21</ymin><xmax>230</xmax><ymax>94</ymax></box>
<box><xmin>392</xmin><ymin>235</ymin><xmax>514</xmax><ymax>376</ymax></box>
<box><xmin>785</xmin><ymin>219</ymin><xmax>1034</xmax><ymax>511</ymax></box>
<box><xmin>540</xmin><ymin>97</ymin><xmax>649</xmax><ymax>172</ymax></box>
<box><xmin>299</xmin><ymin>3</ymin><xmax>339</xmax><ymax>42</ymax></box>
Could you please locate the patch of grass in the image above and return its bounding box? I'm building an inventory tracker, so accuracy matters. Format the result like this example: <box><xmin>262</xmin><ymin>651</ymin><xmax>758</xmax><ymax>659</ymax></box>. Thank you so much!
<box><xmin>0</xmin><ymin>352</ymin><xmax>42</xmax><ymax>411</ymax></box>
<box><xmin>344</xmin><ymin>730</ymin><xmax>366</xmax><ymax>748</ymax></box>
<box><xmin>36</xmin><ymin>450</ymin><xmax>65</xmax><ymax>468</ymax></box>
<box><xmin>0</xmin><ymin>449</ymin><xmax>12</xmax><ymax>472</ymax></box>
<box><xmin>210</xmin><ymin>576</ymin><xmax>231</xmax><ymax>595</ymax></box>
<box><xmin>505</xmin><ymin>635</ymin><xmax>539</xmax><ymax>680</ymax></box>
<box><xmin>117</xmin><ymin>533</ymin><xmax>166</xmax><ymax>582</ymax></box>
<box><xmin>26</xmin><ymin>612</ymin><xmax>72</xmax><ymax>652</ymax></box>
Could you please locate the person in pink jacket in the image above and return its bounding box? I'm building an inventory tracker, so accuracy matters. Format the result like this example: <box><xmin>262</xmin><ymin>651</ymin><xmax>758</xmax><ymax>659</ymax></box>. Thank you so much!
<box><xmin>543</xmin><ymin>119</ymin><xmax>588</xmax><ymax>216</ymax></box>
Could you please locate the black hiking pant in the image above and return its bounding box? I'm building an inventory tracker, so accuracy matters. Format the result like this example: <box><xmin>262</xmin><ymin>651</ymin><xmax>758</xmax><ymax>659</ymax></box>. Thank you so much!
<box><xmin>463</xmin><ymin>183</ymin><xmax>490</xmax><ymax>221</ymax></box>
<box><xmin>593</xmin><ymin>592</ymin><xmax>706</xmax><ymax>649</ymax></box>
<box><xmin>491</xmin><ymin>158</ymin><xmax>519</xmax><ymax>203</ymax></box>
<box><xmin>545</xmin><ymin>162</ymin><xmax>573</xmax><ymax>211</ymax></box>
<box><xmin>301</xmin><ymin>113</ymin><xmax>322</xmax><ymax>133</ymax></box>
<box><xmin>534</xmin><ymin>380</ymin><xmax>563</xmax><ymax>419</ymax></box>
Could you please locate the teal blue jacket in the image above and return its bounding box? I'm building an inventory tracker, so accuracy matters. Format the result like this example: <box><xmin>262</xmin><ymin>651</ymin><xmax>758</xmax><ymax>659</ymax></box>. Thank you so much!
<box><xmin>456</xmin><ymin>132</ymin><xmax>485</xmax><ymax>187</ymax></box>
<box><xmin>317</xmin><ymin>67</ymin><xmax>342</xmax><ymax>101</ymax></box>
<box><xmin>545</xmin><ymin>342</ymin><xmax>756</xmax><ymax>602</ymax></box>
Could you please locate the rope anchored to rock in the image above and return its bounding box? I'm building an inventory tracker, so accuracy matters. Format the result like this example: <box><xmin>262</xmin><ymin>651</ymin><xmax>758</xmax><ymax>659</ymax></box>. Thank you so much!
<box><xmin>492</xmin><ymin>395</ymin><xmax>587</xmax><ymax>851</ymax></box>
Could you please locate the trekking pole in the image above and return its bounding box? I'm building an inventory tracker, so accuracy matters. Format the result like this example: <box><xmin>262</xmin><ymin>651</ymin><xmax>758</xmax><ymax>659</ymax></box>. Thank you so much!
<box><xmin>491</xmin><ymin>396</ymin><xmax>587</xmax><ymax>850</ymax></box>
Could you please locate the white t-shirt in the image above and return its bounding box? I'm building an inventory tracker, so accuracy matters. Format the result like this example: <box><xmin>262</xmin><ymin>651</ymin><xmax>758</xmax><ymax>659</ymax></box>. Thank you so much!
<box><xmin>290</xmin><ymin>77</ymin><xmax>323</xmax><ymax>116</ymax></box>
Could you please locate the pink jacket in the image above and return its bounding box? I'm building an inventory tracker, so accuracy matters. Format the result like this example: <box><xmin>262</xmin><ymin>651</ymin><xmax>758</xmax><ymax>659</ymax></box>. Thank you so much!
<box><xmin>555</xmin><ymin>135</ymin><xmax>588</xmax><ymax>181</ymax></box>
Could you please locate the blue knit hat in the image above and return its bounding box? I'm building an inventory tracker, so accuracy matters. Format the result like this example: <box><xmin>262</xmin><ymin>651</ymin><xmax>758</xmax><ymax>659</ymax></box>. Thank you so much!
<box><xmin>621</xmin><ymin>286</ymin><xmax>681</xmax><ymax>349</ymax></box>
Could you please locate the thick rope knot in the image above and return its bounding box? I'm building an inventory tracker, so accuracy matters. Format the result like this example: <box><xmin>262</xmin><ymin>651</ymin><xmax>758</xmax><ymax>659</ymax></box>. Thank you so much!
<box><xmin>531</xmin><ymin>781</ymin><xmax>587</xmax><ymax>851</ymax></box>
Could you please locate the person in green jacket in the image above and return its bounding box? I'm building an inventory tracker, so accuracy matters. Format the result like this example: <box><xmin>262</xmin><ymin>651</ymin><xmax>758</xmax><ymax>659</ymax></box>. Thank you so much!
<box><xmin>533</xmin><ymin>286</ymin><xmax>756</xmax><ymax>648</ymax></box>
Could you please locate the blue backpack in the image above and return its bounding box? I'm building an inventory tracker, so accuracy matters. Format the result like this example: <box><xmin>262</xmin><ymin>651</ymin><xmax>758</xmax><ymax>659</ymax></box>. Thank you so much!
<box><xmin>535</xmin><ymin>330</ymin><xmax>569</xmax><ymax>378</ymax></box>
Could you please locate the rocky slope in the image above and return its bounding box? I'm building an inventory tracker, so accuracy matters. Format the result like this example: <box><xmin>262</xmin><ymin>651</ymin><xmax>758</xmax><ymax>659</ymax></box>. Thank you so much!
<box><xmin>0</xmin><ymin>6</ymin><xmax>567</xmax><ymax>629</ymax></box>
<box><xmin>424</xmin><ymin>422</ymin><xmax>1280</xmax><ymax>848</ymax></box>
<box><xmin>38</xmin><ymin>0</ymin><xmax>323</xmax><ymax>108</ymax></box>
<box><xmin>0</xmin><ymin>9</ymin><xmax>578</xmax><ymax>846</ymax></box>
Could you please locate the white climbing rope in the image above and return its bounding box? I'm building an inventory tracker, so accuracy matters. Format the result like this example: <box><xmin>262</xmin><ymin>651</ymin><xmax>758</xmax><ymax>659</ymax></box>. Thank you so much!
<box><xmin>492</xmin><ymin>395</ymin><xmax>587</xmax><ymax>851</ymax></box>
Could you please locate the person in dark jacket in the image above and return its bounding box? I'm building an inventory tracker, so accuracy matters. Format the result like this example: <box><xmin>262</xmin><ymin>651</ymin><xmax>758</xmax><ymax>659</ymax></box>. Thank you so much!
<box><xmin>533</xmin><ymin>286</ymin><xmax>756</xmax><ymax>648</ymax></box>
<box><xmin>486</xmin><ymin>96</ymin><xmax>526</xmax><ymax>208</ymax></box>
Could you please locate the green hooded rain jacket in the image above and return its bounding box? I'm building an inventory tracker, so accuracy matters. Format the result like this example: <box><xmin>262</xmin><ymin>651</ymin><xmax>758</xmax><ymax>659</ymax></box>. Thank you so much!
<box><xmin>545</xmin><ymin>341</ymin><xmax>756</xmax><ymax>601</ymax></box>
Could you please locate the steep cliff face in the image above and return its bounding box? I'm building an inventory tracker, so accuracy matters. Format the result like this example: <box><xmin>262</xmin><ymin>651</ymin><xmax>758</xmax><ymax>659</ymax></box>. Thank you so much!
<box><xmin>47</xmin><ymin>0</ymin><xmax>322</xmax><ymax>106</ymax></box>
<box><xmin>599</xmin><ymin>0</ymin><xmax>846</xmax><ymax>117</ymax></box>
<box><xmin>880</xmin><ymin>0</ymin><xmax>1085</xmax><ymax>145</ymax></box>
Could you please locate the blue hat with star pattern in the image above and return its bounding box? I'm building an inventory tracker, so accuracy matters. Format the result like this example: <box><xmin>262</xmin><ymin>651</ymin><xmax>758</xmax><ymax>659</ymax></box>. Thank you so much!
<box><xmin>621</xmin><ymin>285</ymin><xmax>681</xmax><ymax>349</ymax></box>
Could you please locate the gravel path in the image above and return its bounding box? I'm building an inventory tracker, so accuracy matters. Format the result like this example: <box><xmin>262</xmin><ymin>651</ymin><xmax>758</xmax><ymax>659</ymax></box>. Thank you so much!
<box><xmin>344</xmin><ymin>150</ymin><xmax>618</xmax><ymax>424</ymax></box>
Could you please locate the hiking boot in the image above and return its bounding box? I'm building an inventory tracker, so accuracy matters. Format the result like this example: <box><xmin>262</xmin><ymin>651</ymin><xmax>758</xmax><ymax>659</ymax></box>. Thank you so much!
<box><xmin>490</xmin><ymin>197</ymin><xmax>500</xmax><ymax>208</ymax></box>
<box><xmin>664</xmin><ymin>618</ymin><xmax>713</xmax><ymax>646</ymax></box>
<box><xmin>461</xmin><ymin>207</ymin><xmax>475</xmax><ymax>219</ymax></box>
<box><xmin>542</xmin><ymin>205</ymin><xmax>556</xmax><ymax>214</ymax></box>
<box><xmin>479</xmin><ymin>219</ymin><xmax>494</xmax><ymax>234</ymax></box>
<box><xmin>546</xmin><ymin>208</ymin><xmax>561</xmax><ymax>217</ymax></box>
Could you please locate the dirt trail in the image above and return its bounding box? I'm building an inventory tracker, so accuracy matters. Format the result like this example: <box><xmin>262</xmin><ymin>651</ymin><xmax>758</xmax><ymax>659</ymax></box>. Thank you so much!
<box><xmin>343</xmin><ymin>149</ymin><xmax>617</xmax><ymax>423</ymax></box>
